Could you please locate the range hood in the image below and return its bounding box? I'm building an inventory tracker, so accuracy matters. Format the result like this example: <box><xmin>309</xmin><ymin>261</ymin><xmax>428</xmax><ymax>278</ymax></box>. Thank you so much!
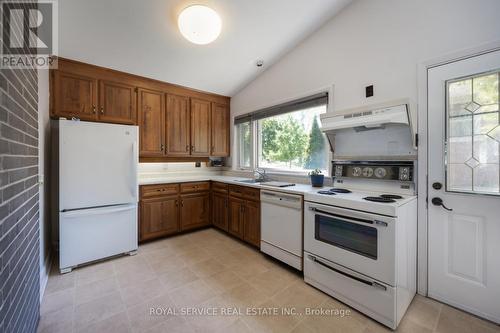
<box><xmin>320</xmin><ymin>103</ymin><xmax>410</xmax><ymax>132</ymax></box>
<box><xmin>320</xmin><ymin>100</ymin><xmax>417</xmax><ymax>160</ymax></box>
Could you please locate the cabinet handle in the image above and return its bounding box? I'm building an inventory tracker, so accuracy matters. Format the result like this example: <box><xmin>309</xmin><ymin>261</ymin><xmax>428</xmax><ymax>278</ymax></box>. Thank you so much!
<box><xmin>92</xmin><ymin>105</ymin><xmax>96</xmax><ymax>114</ymax></box>
<box><xmin>175</xmin><ymin>200</ymin><xmax>178</xmax><ymax>207</ymax></box>
<box><xmin>181</xmin><ymin>200</ymin><xmax>184</xmax><ymax>207</ymax></box>
<box><xmin>100</xmin><ymin>106</ymin><xmax>104</xmax><ymax>114</ymax></box>
<box><xmin>160</xmin><ymin>144</ymin><xmax>164</xmax><ymax>151</ymax></box>
<box><xmin>185</xmin><ymin>145</ymin><xmax>189</xmax><ymax>152</ymax></box>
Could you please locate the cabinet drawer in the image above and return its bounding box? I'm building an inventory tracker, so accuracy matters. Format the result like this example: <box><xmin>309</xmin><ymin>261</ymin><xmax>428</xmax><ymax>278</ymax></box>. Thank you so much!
<box><xmin>180</xmin><ymin>182</ymin><xmax>210</xmax><ymax>193</ymax></box>
<box><xmin>243</xmin><ymin>187</ymin><xmax>260</xmax><ymax>201</ymax></box>
<box><xmin>212</xmin><ymin>182</ymin><xmax>228</xmax><ymax>194</ymax></box>
<box><xmin>141</xmin><ymin>184</ymin><xmax>179</xmax><ymax>198</ymax></box>
<box><xmin>229</xmin><ymin>185</ymin><xmax>245</xmax><ymax>198</ymax></box>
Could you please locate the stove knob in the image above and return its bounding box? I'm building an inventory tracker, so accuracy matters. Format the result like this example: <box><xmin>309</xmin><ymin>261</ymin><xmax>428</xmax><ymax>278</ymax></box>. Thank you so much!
<box><xmin>352</xmin><ymin>167</ymin><xmax>362</xmax><ymax>177</ymax></box>
<box><xmin>374</xmin><ymin>167</ymin><xmax>387</xmax><ymax>178</ymax></box>
<box><xmin>335</xmin><ymin>166</ymin><xmax>343</xmax><ymax>177</ymax></box>
<box><xmin>399</xmin><ymin>167</ymin><xmax>410</xmax><ymax>181</ymax></box>
<box><xmin>362</xmin><ymin>167</ymin><xmax>374</xmax><ymax>178</ymax></box>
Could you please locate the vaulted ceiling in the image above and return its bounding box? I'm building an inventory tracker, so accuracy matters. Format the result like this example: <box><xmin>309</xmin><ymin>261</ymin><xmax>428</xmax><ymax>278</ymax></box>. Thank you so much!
<box><xmin>58</xmin><ymin>0</ymin><xmax>352</xmax><ymax>96</ymax></box>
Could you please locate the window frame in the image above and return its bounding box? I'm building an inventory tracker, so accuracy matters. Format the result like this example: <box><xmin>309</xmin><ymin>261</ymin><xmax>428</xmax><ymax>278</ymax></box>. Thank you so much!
<box><xmin>236</xmin><ymin>102</ymin><xmax>332</xmax><ymax>176</ymax></box>
<box><xmin>236</xmin><ymin>120</ymin><xmax>255</xmax><ymax>171</ymax></box>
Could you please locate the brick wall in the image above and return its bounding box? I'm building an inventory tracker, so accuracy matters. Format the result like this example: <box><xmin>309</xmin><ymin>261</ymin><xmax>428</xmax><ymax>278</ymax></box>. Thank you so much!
<box><xmin>0</xmin><ymin>1</ymin><xmax>41</xmax><ymax>332</ymax></box>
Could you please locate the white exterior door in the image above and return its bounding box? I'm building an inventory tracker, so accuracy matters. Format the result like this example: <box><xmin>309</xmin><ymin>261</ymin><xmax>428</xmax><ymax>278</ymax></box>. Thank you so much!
<box><xmin>428</xmin><ymin>49</ymin><xmax>500</xmax><ymax>323</ymax></box>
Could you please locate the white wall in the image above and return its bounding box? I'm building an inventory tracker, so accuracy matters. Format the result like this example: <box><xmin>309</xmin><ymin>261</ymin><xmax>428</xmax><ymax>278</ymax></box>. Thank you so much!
<box><xmin>38</xmin><ymin>69</ymin><xmax>51</xmax><ymax>299</ymax></box>
<box><xmin>138</xmin><ymin>162</ymin><xmax>219</xmax><ymax>176</ymax></box>
<box><xmin>231</xmin><ymin>0</ymin><xmax>500</xmax><ymax>130</ymax></box>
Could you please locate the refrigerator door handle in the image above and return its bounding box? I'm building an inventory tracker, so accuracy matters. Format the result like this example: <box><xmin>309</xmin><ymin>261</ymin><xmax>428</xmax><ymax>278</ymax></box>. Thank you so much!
<box><xmin>61</xmin><ymin>204</ymin><xmax>136</xmax><ymax>218</ymax></box>
<box><xmin>131</xmin><ymin>141</ymin><xmax>138</xmax><ymax>201</ymax></box>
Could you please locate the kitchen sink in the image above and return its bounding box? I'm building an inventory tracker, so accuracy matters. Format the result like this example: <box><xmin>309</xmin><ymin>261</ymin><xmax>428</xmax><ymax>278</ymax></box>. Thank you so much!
<box><xmin>235</xmin><ymin>179</ymin><xmax>266</xmax><ymax>184</ymax></box>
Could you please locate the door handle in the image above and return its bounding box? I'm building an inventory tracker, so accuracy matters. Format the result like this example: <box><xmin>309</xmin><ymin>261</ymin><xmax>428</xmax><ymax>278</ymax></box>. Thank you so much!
<box><xmin>432</xmin><ymin>182</ymin><xmax>443</xmax><ymax>190</ymax></box>
<box><xmin>431</xmin><ymin>197</ymin><xmax>452</xmax><ymax>211</ymax></box>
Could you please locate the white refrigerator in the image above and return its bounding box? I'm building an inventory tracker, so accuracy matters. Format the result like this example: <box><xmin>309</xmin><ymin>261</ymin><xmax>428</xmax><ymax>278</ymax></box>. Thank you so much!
<box><xmin>53</xmin><ymin>119</ymin><xmax>139</xmax><ymax>273</ymax></box>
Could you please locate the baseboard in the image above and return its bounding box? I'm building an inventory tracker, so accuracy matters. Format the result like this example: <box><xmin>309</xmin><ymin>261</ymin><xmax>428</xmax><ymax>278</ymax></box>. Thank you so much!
<box><xmin>39</xmin><ymin>251</ymin><xmax>52</xmax><ymax>302</ymax></box>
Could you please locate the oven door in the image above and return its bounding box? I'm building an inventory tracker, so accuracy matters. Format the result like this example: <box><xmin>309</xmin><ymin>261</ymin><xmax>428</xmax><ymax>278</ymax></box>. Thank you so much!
<box><xmin>304</xmin><ymin>201</ymin><xmax>396</xmax><ymax>285</ymax></box>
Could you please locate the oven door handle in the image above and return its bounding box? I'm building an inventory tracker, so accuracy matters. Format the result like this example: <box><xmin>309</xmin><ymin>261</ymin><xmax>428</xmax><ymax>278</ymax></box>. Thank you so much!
<box><xmin>308</xmin><ymin>255</ymin><xmax>387</xmax><ymax>291</ymax></box>
<box><xmin>309</xmin><ymin>207</ymin><xmax>388</xmax><ymax>226</ymax></box>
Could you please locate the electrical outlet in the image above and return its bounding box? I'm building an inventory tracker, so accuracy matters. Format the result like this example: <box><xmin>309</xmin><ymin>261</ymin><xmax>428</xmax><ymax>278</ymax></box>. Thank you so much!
<box><xmin>366</xmin><ymin>85</ymin><xmax>374</xmax><ymax>97</ymax></box>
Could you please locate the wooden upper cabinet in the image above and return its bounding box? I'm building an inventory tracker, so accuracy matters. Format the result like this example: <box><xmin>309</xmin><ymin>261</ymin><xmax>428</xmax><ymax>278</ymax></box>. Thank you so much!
<box><xmin>190</xmin><ymin>99</ymin><xmax>211</xmax><ymax>156</ymax></box>
<box><xmin>52</xmin><ymin>71</ymin><xmax>97</xmax><ymax>120</ymax></box>
<box><xmin>99</xmin><ymin>81</ymin><xmax>137</xmax><ymax>124</ymax></box>
<box><xmin>166</xmin><ymin>94</ymin><xmax>191</xmax><ymax>156</ymax></box>
<box><xmin>210</xmin><ymin>103</ymin><xmax>230</xmax><ymax>157</ymax></box>
<box><xmin>138</xmin><ymin>88</ymin><xmax>165</xmax><ymax>157</ymax></box>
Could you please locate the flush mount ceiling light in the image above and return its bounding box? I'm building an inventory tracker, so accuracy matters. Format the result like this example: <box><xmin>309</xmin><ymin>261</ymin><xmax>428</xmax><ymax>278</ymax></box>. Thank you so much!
<box><xmin>178</xmin><ymin>5</ymin><xmax>222</xmax><ymax>45</ymax></box>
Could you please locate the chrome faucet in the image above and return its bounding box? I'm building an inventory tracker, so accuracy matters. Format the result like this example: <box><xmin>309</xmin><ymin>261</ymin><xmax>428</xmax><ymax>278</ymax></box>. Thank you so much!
<box><xmin>254</xmin><ymin>168</ymin><xmax>270</xmax><ymax>182</ymax></box>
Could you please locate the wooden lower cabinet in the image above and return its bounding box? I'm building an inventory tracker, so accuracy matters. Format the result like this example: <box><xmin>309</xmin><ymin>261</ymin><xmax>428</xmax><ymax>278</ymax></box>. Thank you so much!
<box><xmin>212</xmin><ymin>192</ymin><xmax>228</xmax><ymax>231</ymax></box>
<box><xmin>139</xmin><ymin>182</ymin><xmax>259</xmax><ymax>246</ymax></box>
<box><xmin>243</xmin><ymin>200</ymin><xmax>260</xmax><ymax>247</ymax></box>
<box><xmin>228</xmin><ymin>197</ymin><xmax>244</xmax><ymax>238</ymax></box>
<box><xmin>140</xmin><ymin>196</ymin><xmax>179</xmax><ymax>241</ymax></box>
<box><xmin>180</xmin><ymin>193</ymin><xmax>210</xmax><ymax>231</ymax></box>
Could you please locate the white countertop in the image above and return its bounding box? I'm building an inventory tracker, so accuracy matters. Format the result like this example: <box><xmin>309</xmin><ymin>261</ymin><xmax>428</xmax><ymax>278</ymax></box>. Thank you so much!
<box><xmin>138</xmin><ymin>174</ymin><xmax>321</xmax><ymax>196</ymax></box>
<box><xmin>138</xmin><ymin>174</ymin><xmax>417</xmax><ymax>216</ymax></box>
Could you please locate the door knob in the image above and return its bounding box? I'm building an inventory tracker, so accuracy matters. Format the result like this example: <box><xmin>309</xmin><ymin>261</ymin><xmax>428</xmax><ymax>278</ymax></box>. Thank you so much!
<box><xmin>432</xmin><ymin>182</ymin><xmax>442</xmax><ymax>190</ymax></box>
<box><xmin>431</xmin><ymin>197</ymin><xmax>452</xmax><ymax>211</ymax></box>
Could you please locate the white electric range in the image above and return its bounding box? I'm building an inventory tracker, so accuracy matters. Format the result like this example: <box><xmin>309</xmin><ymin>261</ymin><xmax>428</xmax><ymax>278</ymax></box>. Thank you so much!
<box><xmin>303</xmin><ymin>161</ymin><xmax>417</xmax><ymax>330</ymax></box>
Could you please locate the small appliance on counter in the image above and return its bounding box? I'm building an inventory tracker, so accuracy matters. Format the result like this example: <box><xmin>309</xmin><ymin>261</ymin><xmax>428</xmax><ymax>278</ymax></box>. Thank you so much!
<box><xmin>52</xmin><ymin>119</ymin><xmax>139</xmax><ymax>273</ymax></box>
<box><xmin>209</xmin><ymin>157</ymin><xmax>224</xmax><ymax>167</ymax></box>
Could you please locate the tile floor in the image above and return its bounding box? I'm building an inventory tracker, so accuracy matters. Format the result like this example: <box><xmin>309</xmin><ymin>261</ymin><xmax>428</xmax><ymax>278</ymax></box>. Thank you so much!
<box><xmin>38</xmin><ymin>228</ymin><xmax>500</xmax><ymax>333</ymax></box>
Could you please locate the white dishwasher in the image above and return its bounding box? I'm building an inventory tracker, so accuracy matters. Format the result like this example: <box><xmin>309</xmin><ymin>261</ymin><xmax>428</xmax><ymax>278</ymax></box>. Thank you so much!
<box><xmin>260</xmin><ymin>190</ymin><xmax>303</xmax><ymax>270</ymax></box>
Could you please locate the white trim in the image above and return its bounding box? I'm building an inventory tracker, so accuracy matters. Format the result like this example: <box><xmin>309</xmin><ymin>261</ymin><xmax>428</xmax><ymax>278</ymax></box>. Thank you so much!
<box><xmin>416</xmin><ymin>39</ymin><xmax>500</xmax><ymax>296</ymax></box>
<box><xmin>39</xmin><ymin>251</ymin><xmax>52</xmax><ymax>301</ymax></box>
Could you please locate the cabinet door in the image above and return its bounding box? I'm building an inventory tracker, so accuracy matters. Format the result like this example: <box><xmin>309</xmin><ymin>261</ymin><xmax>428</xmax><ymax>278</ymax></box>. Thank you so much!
<box><xmin>228</xmin><ymin>197</ymin><xmax>244</xmax><ymax>239</ymax></box>
<box><xmin>190</xmin><ymin>98</ymin><xmax>211</xmax><ymax>156</ymax></box>
<box><xmin>140</xmin><ymin>196</ymin><xmax>179</xmax><ymax>241</ymax></box>
<box><xmin>180</xmin><ymin>193</ymin><xmax>210</xmax><ymax>231</ymax></box>
<box><xmin>166</xmin><ymin>94</ymin><xmax>191</xmax><ymax>156</ymax></box>
<box><xmin>99</xmin><ymin>80</ymin><xmax>137</xmax><ymax>124</ymax></box>
<box><xmin>212</xmin><ymin>192</ymin><xmax>228</xmax><ymax>231</ymax></box>
<box><xmin>52</xmin><ymin>71</ymin><xmax>97</xmax><ymax>120</ymax></box>
<box><xmin>210</xmin><ymin>103</ymin><xmax>229</xmax><ymax>157</ymax></box>
<box><xmin>138</xmin><ymin>88</ymin><xmax>165</xmax><ymax>157</ymax></box>
<box><xmin>243</xmin><ymin>200</ymin><xmax>260</xmax><ymax>247</ymax></box>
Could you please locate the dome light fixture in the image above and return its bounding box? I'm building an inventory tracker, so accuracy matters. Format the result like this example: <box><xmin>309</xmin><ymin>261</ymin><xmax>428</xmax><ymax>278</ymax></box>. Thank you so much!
<box><xmin>178</xmin><ymin>5</ymin><xmax>222</xmax><ymax>45</ymax></box>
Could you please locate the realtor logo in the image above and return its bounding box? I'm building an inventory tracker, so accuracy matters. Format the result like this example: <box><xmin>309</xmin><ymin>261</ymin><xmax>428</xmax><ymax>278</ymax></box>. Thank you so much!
<box><xmin>0</xmin><ymin>0</ymin><xmax>58</xmax><ymax>68</ymax></box>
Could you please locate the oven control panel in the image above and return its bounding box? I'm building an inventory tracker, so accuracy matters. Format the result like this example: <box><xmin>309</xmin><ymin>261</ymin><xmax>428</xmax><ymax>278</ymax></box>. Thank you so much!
<box><xmin>333</xmin><ymin>161</ymin><xmax>414</xmax><ymax>181</ymax></box>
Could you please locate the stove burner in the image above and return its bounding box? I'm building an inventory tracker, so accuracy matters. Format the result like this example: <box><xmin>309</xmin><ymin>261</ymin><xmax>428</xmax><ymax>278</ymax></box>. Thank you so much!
<box><xmin>318</xmin><ymin>190</ymin><xmax>337</xmax><ymax>195</ymax></box>
<box><xmin>380</xmin><ymin>194</ymin><xmax>403</xmax><ymax>200</ymax></box>
<box><xmin>363</xmin><ymin>196</ymin><xmax>396</xmax><ymax>203</ymax></box>
<box><xmin>328</xmin><ymin>188</ymin><xmax>352</xmax><ymax>194</ymax></box>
